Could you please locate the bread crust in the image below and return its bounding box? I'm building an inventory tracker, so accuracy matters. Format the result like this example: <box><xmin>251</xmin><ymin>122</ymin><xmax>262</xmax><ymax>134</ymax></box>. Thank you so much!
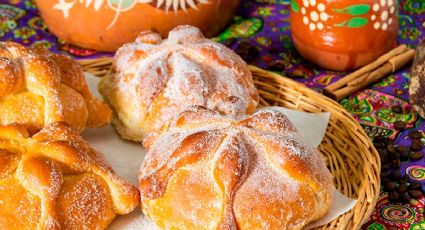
<box><xmin>0</xmin><ymin>122</ymin><xmax>139</xmax><ymax>229</ymax></box>
<box><xmin>139</xmin><ymin>106</ymin><xmax>333</xmax><ymax>230</ymax></box>
<box><xmin>0</xmin><ymin>42</ymin><xmax>111</xmax><ymax>134</ymax></box>
<box><xmin>99</xmin><ymin>25</ymin><xmax>259</xmax><ymax>142</ymax></box>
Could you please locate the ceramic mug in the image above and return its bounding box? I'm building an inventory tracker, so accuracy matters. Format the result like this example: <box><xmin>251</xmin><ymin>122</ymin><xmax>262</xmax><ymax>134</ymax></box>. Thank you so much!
<box><xmin>36</xmin><ymin>0</ymin><xmax>240</xmax><ymax>51</ymax></box>
<box><xmin>290</xmin><ymin>0</ymin><xmax>399</xmax><ymax>71</ymax></box>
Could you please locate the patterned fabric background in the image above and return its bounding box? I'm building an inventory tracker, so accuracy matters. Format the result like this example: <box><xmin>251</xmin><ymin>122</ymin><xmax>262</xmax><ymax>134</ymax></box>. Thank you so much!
<box><xmin>0</xmin><ymin>0</ymin><xmax>424</xmax><ymax>229</ymax></box>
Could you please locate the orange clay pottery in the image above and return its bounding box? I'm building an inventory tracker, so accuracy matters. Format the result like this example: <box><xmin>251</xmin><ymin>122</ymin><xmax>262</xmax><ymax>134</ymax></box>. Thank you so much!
<box><xmin>35</xmin><ymin>0</ymin><xmax>240</xmax><ymax>51</ymax></box>
<box><xmin>290</xmin><ymin>0</ymin><xmax>399</xmax><ymax>71</ymax></box>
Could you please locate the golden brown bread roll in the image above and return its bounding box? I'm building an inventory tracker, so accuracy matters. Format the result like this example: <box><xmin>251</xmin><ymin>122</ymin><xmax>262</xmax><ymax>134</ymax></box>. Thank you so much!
<box><xmin>139</xmin><ymin>106</ymin><xmax>333</xmax><ymax>230</ymax></box>
<box><xmin>99</xmin><ymin>25</ymin><xmax>259</xmax><ymax>142</ymax></box>
<box><xmin>0</xmin><ymin>42</ymin><xmax>111</xmax><ymax>135</ymax></box>
<box><xmin>0</xmin><ymin>122</ymin><xmax>139</xmax><ymax>230</ymax></box>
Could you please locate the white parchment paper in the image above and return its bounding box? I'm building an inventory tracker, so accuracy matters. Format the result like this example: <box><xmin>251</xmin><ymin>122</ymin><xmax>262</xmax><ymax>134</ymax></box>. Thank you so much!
<box><xmin>83</xmin><ymin>73</ymin><xmax>357</xmax><ymax>229</ymax></box>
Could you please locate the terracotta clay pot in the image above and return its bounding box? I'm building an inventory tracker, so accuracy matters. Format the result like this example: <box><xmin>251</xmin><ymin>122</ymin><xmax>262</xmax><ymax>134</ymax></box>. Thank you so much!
<box><xmin>290</xmin><ymin>0</ymin><xmax>399</xmax><ymax>71</ymax></box>
<box><xmin>35</xmin><ymin>0</ymin><xmax>240</xmax><ymax>51</ymax></box>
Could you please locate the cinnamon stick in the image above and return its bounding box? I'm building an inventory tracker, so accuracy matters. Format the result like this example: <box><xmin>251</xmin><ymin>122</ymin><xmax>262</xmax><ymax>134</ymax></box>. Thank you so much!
<box><xmin>323</xmin><ymin>46</ymin><xmax>415</xmax><ymax>101</ymax></box>
<box><xmin>347</xmin><ymin>49</ymin><xmax>415</xmax><ymax>87</ymax></box>
<box><xmin>323</xmin><ymin>45</ymin><xmax>408</xmax><ymax>93</ymax></box>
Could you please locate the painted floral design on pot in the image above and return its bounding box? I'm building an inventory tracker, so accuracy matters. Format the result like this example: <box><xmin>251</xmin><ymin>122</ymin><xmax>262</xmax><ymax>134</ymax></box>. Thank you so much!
<box><xmin>35</xmin><ymin>0</ymin><xmax>239</xmax><ymax>51</ymax></box>
<box><xmin>53</xmin><ymin>0</ymin><xmax>210</xmax><ymax>29</ymax></box>
<box><xmin>290</xmin><ymin>0</ymin><xmax>399</xmax><ymax>71</ymax></box>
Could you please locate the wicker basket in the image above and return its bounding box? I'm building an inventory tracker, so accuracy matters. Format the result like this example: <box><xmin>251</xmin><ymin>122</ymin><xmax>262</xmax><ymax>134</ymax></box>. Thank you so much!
<box><xmin>79</xmin><ymin>58</ymin><xmax>381</xmax><ymax>230</ymax></box>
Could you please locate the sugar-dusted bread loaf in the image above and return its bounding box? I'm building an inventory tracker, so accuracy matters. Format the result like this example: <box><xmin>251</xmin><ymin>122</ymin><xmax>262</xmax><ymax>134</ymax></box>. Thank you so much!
<box><xmin>0</xmin><ymin>122</ymin><xmax>139</xmax><ymax>229</ymax></box>
<box><xmin>0</xmin><ymin>42</ymin><xmax>111</xmax><ymax>134</ymax></box>
<box><xmin>139</xmin><ymin>106</ymin><xmax>333</xmax><ymax>230</ymax></box>
<box><xmin>99</xmin><ymin>25</ymin><xmax>259</xmax><ymax>141</ymax></box>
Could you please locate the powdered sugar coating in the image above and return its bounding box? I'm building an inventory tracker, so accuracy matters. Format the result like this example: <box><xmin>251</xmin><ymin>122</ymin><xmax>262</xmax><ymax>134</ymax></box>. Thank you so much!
<box><xmin>0</xmin><ymin>41</ymin><xmax>111</xmax><ymax>135</ymax></box>
<box><xmin>100</xmin><ymin>25</ymin><xmax>259</xmax><ymax>141</ymax></box>
<box><xmin>0</xmin><ymin>123</ymin><xmax>139</xmax><ymax>229</ymax></box>
<box><xmin>140</xmin><ymin>106</ymin><xmax>333</xmax><ymax>229</ymax></box>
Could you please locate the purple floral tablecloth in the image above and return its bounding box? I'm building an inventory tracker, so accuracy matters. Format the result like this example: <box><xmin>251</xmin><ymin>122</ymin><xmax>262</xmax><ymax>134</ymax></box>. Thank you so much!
<box><xmin>1</xmin><ymin>0</ymin><xmax>425</xmax><ymax>229</ymax></box>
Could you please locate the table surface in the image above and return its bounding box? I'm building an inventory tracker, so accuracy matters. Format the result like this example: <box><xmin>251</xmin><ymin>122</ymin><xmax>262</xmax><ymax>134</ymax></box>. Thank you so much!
<box><xmin>1</xmin><ymin>0</ymin><xmax>424</xmax><ymax>229</ymax></box>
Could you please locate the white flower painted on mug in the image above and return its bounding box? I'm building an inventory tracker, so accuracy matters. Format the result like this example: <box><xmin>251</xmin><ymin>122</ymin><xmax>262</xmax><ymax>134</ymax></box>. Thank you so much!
<box><xmin>53</xmin><ymin>0</ymin><xmax>75</xmax><ymax>18</ymax></box>
<box><xmin>370</xmin><ymin>0</ymin><xmax>397</xmax><ymax>31</ymax></box>
<box><xmin>300</xmin><ymin>1</ymin><xmax>329</xmax><ymax>31</ymax></box>
<box><xmin>294</xmin><ymin>0</ymin><xmax>397</xmax><ymax>30</ymax></box>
